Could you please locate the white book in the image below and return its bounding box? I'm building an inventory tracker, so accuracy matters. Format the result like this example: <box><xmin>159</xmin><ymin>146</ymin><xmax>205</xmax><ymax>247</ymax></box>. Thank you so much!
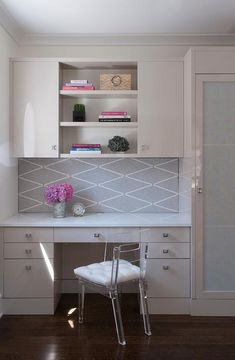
<box><xmin>70</xmin><ymin>80</ymin><xmax>88</xmax><ymax>84</ymax></box>
<box><xmin>99</xmin><ymin>115</ymin><xmax>131</xmax><ymax>119</ymax></box>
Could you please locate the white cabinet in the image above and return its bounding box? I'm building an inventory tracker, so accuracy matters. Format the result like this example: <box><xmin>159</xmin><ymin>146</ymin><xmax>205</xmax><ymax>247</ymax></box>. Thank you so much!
<box><xmin>142</xmin><ymin>227</ymin><xmax>191</xmax><ymax>314</ymax></box>
<box><xmin>138</xmin><ymin>61</ymin><xmax>183</xmax><ymax>157</ymax></box>
<box><xmin>4</xmin><ymin>259</ymin><xmax>54</xmax><ymax>298</ymax></box>
<box><xmin>3</xmin><ymin>228</ymin><xmax>56</xmax><ymax>314</ymax></box>
<box><xmin>12</xmin><ymin>60</ymin><xmax>59</xmax><ymax>157</ymax></box>
<box><xmin>12</xmin><ymin>58</ymin><xmax>185</xmax><ymax>158</ymax></box>
<box><xmin>147</xmin><ymin>259</ymin><xmax>190</xmax><ymax>298</ymax></box>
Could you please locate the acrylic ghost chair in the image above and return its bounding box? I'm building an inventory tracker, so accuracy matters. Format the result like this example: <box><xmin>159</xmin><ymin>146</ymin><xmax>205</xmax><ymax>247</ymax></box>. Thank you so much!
<box><xmin>73</xmin><ymin>232</ymin><xmax>151</xmax><ymax>346</ymax></box>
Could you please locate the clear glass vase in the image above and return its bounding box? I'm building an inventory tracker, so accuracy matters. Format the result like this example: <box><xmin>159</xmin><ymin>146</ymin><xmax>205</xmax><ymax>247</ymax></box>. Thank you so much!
<box><xmin>53</xmin><ymin>201</ymin><xmax>66</xmax><ymax>218</ymax></box>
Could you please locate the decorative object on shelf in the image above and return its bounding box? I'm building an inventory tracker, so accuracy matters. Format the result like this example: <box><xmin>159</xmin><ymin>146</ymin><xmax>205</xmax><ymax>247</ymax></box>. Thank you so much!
<box><xmin>44</xmin><ymin>183</ymin><xmax>73</xmax><ymax>218</ymax></box>
<box><xmin>72</xmin><ymin>202</ymin><xmax>85</xmax><ymax>217</ymax></box>
<box><xmin>100</xmin><ymin>74</ymin><xmax>131</xmax><ymax>90</ymax></box>
<box><xmin>108</xmin><ymin>136</ymin><xmax>129</xmax><ymax>152</ymax></box>
<box><xmin>73</xmin><ymin>104</ymin><xmax>86</xmax><ymax>122</ymax></box>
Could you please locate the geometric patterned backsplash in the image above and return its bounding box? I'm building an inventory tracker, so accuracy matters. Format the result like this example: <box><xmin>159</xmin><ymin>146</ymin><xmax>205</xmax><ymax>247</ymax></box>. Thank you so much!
<box><xmin>18</xmin><ymin>157</ymin><xmax>179</xmax><ymax>213</ymax></box>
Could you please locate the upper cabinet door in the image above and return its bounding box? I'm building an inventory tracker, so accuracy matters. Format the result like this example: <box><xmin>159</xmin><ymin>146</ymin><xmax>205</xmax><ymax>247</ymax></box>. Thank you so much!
<box><xmin>138</xmin><ymin>61</ymin><xmax>183</xmax><ymax>157</ymax></box>
<box><xmin>13</xmin><ymin>61</ymin><xmax>59</xmax><ymax>157</ymax></box>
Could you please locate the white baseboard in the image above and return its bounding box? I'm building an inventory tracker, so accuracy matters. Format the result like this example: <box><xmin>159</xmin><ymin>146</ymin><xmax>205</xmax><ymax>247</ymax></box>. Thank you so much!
<box><xmin>3</xmin><ymin>298</ymin><xmax>54</xmax><ymax>315</ymax></box>
<box><xmin>191</xmin><ymin>299</ymin><xmax>235</xmax><ymax>316</ymax></box>
<box><xmin>148</xmin><ymin>298</ymin><xmax>191</xmax><ymax>314</ymax></box>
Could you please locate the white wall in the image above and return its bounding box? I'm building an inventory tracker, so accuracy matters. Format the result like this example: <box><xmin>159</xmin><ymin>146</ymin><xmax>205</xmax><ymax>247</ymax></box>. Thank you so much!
<box><xmin>0</xmin><ymin>24</ymin><xmax>18</xmax><ymax>316</ymax></box>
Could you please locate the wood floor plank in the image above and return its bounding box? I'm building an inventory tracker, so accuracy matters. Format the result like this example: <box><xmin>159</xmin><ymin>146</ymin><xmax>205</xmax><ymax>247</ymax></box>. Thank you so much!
<box><xmin>0</xmin><ymin>294</ymin><xmax>235</xmax><ymax>359</ymax></box>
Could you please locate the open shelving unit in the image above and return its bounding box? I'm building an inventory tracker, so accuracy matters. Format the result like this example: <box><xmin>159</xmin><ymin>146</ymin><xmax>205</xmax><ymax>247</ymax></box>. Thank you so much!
<box><xmin>59</xmin><ymin>60</ymin><xmax>138</xmax><ymax>158</ymax></box>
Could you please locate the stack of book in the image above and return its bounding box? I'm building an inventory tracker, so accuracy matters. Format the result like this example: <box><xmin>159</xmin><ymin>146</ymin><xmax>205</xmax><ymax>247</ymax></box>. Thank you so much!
<box><xmin>98</xmin><ymin>111</ymin><xmax>131</xmax><ymax>122</ymax></box>
<box><xmin>69</xmin><ymin>144</ymin><xmax>101</xmax><ymax>155</ymax></box>
<box><xmin>62</xmin><ymin>80</ymin><xmax>95</xmax><ymax>90</ymax></box>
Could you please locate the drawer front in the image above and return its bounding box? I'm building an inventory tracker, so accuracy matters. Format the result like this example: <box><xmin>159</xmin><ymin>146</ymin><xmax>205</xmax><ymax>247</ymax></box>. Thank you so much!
<box><xmin>54</xmin><ymin>227</ymin><xmax>140</xmax><ymax>243</ymax></box>
<box><xmin>148</xmin><ymin>243</ymin><xmax>190</xmax><ymax>259</ymax></box>
<box><xmin>4</xmin><ymin>243</ymin><xmax>54</xmax><ymax>259</ymax></box>
<box><xmin>4</xmin><ymin>228</ymin><xmax>53</xmax><ymax>243</ymax></box>
<box><xmin>141</xmin><ymin>227</ymin><xmax>190</xmax><ymax>243</ymax></box>
<box><xmin>4</xmin><ymin>259</ymin><xmax>54</xmax><ymax>298</ymax></box>
<box><xmin>146</xmin><ymin>259</ymin><xmax>190</xmax><ymax>298</ymax></box>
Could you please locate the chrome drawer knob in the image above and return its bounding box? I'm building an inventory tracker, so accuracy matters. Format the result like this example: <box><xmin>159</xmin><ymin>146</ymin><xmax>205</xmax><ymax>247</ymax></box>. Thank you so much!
<box><xmin>93</xmin><ymin>233</ymin><xmax>100</xmax><ymax>238</ymax></box>
<box><xmin>25</xmin><ymin>249</ymin><xmax>32</xmax><ymax>254</ymax></box>
<box><xmin>162</xmin><ymin>265</ymin><xmax>169</xmax><ymax>270</ymax></box>
<box><xmin>25</xmin><ymin>233</ymin><xmax>32</xmax><ymax>239</ymax></box>
<box><xmin>162</xmin><ymin>233</ymin><xmax>169</xmax><ymax>238</ymax></box>
<box><xmin>25</xmin><ymin>265</ymin><xmax>32</xmax><ymax>271</ymax></box>
<box><xmin>162</xmin><ymin>249</ymin><xmax>169</xmax><ymax>254</ymax></box>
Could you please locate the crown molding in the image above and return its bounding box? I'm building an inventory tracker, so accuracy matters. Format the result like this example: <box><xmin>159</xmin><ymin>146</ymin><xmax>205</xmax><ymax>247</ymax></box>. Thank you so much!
<box><xmin>1</xmin><ymin>6</ymin><xmax>235</xmax><ymax>49</ymax></box>
<box><xmin>0</xmin><ymin>1</ymin><xmax>22</xmax><ymax>44</ymax></box>
<box><xmin>19</xmin><ymin>33</ymin><xmax>235</xmax><ymax>47</ymax></box>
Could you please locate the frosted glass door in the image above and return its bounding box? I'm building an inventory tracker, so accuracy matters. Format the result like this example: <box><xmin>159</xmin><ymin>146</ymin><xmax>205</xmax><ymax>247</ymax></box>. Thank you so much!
<box><xmin>195</xmin><ymin>75</ymin><xmax>235</xmax><ymax>298</ymax></box>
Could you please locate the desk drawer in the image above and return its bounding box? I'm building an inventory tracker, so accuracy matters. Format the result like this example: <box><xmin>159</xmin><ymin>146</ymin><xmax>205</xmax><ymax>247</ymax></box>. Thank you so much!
<box><xmin>4</xmin><ymin>243</ymin><xmax>53</xmax><ymax>259</ymax></box>
<box><xmin>146</xmin><ymin>259</ymin><xmax>190</xmax><ymax>298</ymax></box>
<box><xmin>141</xmin><ymin>227</ymin><xmax>190</xmax><ymax>243</ymax></box>
<box><xmin>4</xmin><ymin>259</ymin><xmax>54</xmax><ymax>298</ymax></box>
<box><xmin>54</xmin><ymin>227</ymin><xmax>139</xmax><ymax>243</ymax></box>
<box><xmin>148</xmin><ymin>243</ymin><xmax>190</xmax><ymax>259</ymax></box>
<box><xmin>4</xmin><ymin>228</ymin><xmax>53</xmax><ymax>243</ymax></box>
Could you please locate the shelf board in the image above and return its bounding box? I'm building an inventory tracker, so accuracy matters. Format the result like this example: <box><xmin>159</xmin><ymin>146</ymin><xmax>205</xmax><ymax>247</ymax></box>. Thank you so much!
<box><xmin>60</xmin><ymin>152</ymin><xmax>138</xmax><ymax>158</ymax></box>
<box><xmin>60</xmin><ymin>121</ymin><xmax>137</xmax><ymax>128</ymax></box>
<box><xmin>60</xmin><ymin>90</ymin><xmax>138</xmax><ymax>98</ymax></box>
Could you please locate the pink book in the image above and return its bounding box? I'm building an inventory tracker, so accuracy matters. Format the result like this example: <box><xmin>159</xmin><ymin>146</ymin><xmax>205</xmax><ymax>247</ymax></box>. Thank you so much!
<box><xmin>62</xmin><ymin>86</ymin><xmax>95</xmax><ymax>90</ymax></box>
<box><xmin>71</xmin><ymin>144</ymin><xmax>101</xmax><ymax>148</ymax></box>
<box><xmin>101</xmin><ymin>111</ymin><xmax>127</xmax><ymax>115</ymax></box>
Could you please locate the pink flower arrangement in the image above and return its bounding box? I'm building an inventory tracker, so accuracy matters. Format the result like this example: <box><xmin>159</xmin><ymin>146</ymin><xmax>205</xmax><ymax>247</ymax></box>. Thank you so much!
<box><xmin>44</xmin><ymin>183</ymin><xmax>73</xmax><ymax>204</ymax></box>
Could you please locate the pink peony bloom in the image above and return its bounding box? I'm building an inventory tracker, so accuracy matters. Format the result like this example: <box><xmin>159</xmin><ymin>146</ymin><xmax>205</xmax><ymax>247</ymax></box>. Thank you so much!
<box><xmin>44</xmin><ymin>183</ymin><xmax>73</xmax><ymax>204</ymax></box>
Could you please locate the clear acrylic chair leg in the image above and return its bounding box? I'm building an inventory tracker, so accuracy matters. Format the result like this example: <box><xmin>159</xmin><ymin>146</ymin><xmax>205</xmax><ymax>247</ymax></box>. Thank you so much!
<box><xmin>78</xmin><ymin>282</ymin><xmax>85</xmax><ymax>324</ymax></box>
<box><xmin>139</xmin><ymin>279</ymin><xmax>151</xmax><ymax>336</ymax></box>
<box><xmin>110</xmin><ymin>290</ymin><xmax>126</xmax><ymax>346</ymax></box>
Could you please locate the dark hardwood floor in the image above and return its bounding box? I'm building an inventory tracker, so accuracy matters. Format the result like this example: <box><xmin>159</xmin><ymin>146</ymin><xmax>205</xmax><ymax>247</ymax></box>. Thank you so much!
<box><xmin>0</xmin><ymin>294</ymin><xmax>235</xmax><ymax>360</ymax></box>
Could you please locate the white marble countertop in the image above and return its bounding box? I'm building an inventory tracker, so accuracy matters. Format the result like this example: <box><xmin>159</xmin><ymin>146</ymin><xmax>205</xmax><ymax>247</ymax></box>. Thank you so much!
<box><xmin>0</xmin><ymin>212</ymin><xmax>191</xmax><ymax>227</ymax></box>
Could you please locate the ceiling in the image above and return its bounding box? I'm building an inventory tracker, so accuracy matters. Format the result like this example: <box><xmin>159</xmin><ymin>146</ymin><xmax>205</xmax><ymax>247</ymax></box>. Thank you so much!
<box><xmin>1</xmin><ymin>0</ymin><xmax>235</xmax><ymax>45</ymax></box>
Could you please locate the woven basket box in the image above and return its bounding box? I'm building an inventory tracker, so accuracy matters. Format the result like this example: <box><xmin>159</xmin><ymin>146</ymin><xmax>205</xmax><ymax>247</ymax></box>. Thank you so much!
<box><xmin>100</xmin><ymin>74</ymin><xmax>131</xmax><ymax>90</ymax></box>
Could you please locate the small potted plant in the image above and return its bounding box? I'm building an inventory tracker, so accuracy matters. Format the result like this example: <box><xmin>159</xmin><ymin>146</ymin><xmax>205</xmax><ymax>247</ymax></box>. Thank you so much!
<box><xmin>108</xmin><ymin>136</ymin><xmax>129</xmax><ymax>153</ymax></box>
<box><xmin>44</xmin><ymin>183</ymin><xmax>73</xmax><ymax>218</ymax></box>
<box><xmin>73</xmin><ymin>103</ymin><xmax>85</xmax><ymax>122</ymax></box>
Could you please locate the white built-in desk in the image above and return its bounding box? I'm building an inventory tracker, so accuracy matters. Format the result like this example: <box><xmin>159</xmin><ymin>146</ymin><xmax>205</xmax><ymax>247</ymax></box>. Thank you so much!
<box><xmin>0</xmin><ymin>213</ymin><xmax>191</xmax><ymax>315</ymax></box>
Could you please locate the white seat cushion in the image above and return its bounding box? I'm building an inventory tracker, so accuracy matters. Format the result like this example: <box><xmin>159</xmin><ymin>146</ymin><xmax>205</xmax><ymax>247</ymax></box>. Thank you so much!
<box><xmin>74</xmin><ymin>259</ymin><xmax>140</xmax><ymax>287</ymax></box>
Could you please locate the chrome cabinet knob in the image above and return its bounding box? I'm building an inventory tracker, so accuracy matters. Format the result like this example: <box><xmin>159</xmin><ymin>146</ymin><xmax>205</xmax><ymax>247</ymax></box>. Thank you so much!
<box><xmin>25</xmin><ymin>265</ymin><xmax>32</xmax><ymax>271</ymax></box>
<box><xmin>162</xmin><ymin>249</ymin><xmax>169</xmax><ymax>254</ymax></box>
<box><xmin>50</xmin><ymin>144</ymin><xmax>57</xmax><ymax>151</ymax></box>
<box><xmin>162</xmin><ymin>233</ymin><xmax>169</xmax><ymax>238</ymax></box>
<box><xmin>140</xmin><ymin>145</ymin><xmax>149</xmax><ymax>151</ymax></box>
<box><xmin>162</xmin><ymin>265</ymin><xmax>169</xmax><ymax>270</ymax></box>
<box><xmin>25</xmin><ymin>249</ymin><xmax>32</xmax><ymax>254</ymax></box>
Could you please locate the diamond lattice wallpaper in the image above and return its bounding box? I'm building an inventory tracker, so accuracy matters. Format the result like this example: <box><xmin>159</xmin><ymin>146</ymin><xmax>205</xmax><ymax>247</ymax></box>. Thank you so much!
<box><xmin>18</xmin><ymin>158</ymin><xmax>179</xmax><ymax>213</ymax></box>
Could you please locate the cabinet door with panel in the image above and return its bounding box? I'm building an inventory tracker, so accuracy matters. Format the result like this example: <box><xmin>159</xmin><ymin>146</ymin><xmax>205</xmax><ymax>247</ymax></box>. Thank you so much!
<box><xmin>195</xmin><ymin>74</ymin><xmax>235</xmax><ymax>300</ymax></box>
<box><xmin>12</xmin><ymin>60</ymin><xmax>59</xmax><ymax>157</ymax></box>
<box><xmin>138</xmin><ymin>61</ymin><xmax>183</xmax><ymax>157</ymax></box>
